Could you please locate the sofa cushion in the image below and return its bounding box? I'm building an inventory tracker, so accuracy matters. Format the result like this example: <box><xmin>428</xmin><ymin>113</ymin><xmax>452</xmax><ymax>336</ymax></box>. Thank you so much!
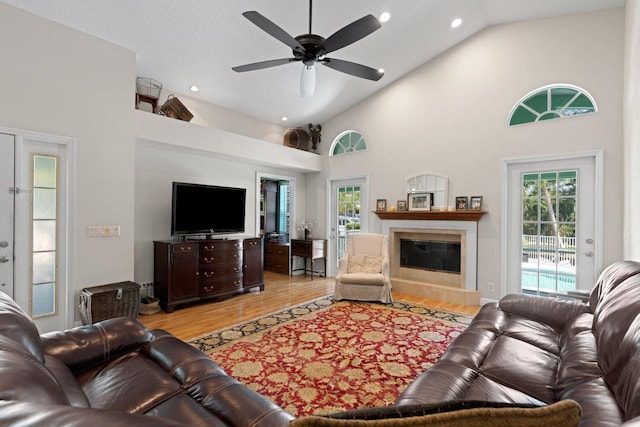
<box><xmin>592</xmin><ymin>274</ymin><xmax>640</xmax><ymax>372</ymax></box>
<box><xmin>0</xmin><ymin>336</ymin><xmax>70</xmax><ymax>406</ymax></box>
<box><xmin>290</xmin><ymin>400</ymin><xmax>581</xmax><ymax>427</ymax></box>
<box><xmin>589</xmin><ymin>260</ymin><xmax>640</xmax><ymax>312</ymax></box>
<box><xmin>604</xmin><ymin>314</ymin><xmax>640</xmax><ymax>420</ymax></box>
<box><xmin>44</xmin><ymin>355</ymin><xmax>90</xmax><ymax>408</ymax></box>
<box><xmin>0</xmin><ymin>291</ymin><xmax>45</xmax><ymax>362</ymax></box>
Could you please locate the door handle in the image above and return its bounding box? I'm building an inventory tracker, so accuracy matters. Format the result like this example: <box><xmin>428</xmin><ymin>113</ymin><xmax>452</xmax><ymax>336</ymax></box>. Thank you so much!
<box><xmin>580</xmin><ymin>251</ymin><xmax>593</xmax><ymax>257</ymax></box>
<box><xmin>0</xmin><ymin>256</ymin><xmax>10</xmax><ymax>263</ymax></box>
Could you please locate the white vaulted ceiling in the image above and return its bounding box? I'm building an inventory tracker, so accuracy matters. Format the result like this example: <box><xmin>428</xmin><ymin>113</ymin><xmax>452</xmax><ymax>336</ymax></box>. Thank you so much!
<box><xmin>1</xmin><ymin>0</ymin><xmax>625</xmax><ymax>126</ymax></box>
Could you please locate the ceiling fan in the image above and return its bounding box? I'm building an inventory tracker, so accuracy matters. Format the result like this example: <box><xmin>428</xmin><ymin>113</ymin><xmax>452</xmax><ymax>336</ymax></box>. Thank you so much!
<box><xmin>232</xmin><ymin>0</ymin><xmax>384</xmax><ymax>98</ymax></box>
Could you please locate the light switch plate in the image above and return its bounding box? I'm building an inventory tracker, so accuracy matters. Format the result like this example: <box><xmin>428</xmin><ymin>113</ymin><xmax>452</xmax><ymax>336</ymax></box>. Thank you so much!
<box><xmin>87</xmin><ymin>225</ymin><xmax>121</xmax><ymax>237</ymax></box>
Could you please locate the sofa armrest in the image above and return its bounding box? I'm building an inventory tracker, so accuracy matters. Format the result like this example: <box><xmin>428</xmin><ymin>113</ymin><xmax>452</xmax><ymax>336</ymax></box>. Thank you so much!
<box><xmin>499</xmin><ymin>293</ymin><xmax>589</xmax><ymax>328</ymax></box>
<box><xmin>0</xmin><ymin>400</ymin><xmax>184</xmax><ymax>427</ymax></box>
<box><xmin>40</xmin><ymin>317</ymin><xmax>149</xmax><ymax>373</ymax></box>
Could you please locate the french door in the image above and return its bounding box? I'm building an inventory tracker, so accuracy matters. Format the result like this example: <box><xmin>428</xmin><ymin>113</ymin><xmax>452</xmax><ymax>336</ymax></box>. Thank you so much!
<box><xmin>505</xmin><ymin>153</ymin><xmax>601</xmax><ymax>295</ymax></box>
<box><xmin>1</xmin><ymin>131</ymin><xmax>70</xmax><ymax>333</ymax></box>
<box><xmin>0</xmin><ymin>134</ymin><xmax>15</xmax><ymax>299</ymax></box>
<box><xmin>328</xmin><ymin>176</ymin><xmax>367</xmax><ymax>276</ymax></box>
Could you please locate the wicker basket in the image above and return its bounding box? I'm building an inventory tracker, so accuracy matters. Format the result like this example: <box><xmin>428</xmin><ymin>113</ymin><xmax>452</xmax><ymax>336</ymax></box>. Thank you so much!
<box><xmin>79</xmin><ymin>281</ymin><xmax>140</xmax><ymax>325</ymax></box>
<box><xmin>139</xmin><ymin>297</ymin><xmax>161</xmax><ymax>315</ymax></box>
<box><xmin>161</xmin><ymin>94</ymin><xmax>193</xmax><ymax>122</ymax></box>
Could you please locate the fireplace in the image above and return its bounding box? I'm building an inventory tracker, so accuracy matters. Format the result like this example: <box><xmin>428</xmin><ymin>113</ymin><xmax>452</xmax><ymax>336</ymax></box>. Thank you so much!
<box><xmin>400</xmin><ymin>239</ymin><xmax>461</xmax><ymax>274</ymax></box>
<box><xmin>379</xmin><ymin>215</ymin><xmax>482</xmax><ymax>305</ymax></box>
<box><xmin>390</xmin><ymin>229</ymin><xmax>466</xmax><ymax>289</ymax></box>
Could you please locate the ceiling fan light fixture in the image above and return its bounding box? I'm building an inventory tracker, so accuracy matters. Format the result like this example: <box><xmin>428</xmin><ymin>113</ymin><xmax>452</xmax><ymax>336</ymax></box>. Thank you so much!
<box><xmin>379</xmin><ymin>12</ymin><xmax>391</xmax><ymax>23</ymax></box>
<box><xmin>300</xmin><ymin>64</ymin><xmax>316</xmax><ymax>98</ymax></box>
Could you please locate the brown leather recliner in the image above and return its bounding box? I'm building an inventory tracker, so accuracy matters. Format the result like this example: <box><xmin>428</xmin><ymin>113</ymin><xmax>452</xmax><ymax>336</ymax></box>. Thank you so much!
<box><xmin>396</xmin><ymin>260</ymin><xmax>640</xmax><ymax>426</ymax></box>
<box><xmin>0</xmin><ymin>291</ymin><xmax>294</xmax><ymax>426</ymax></box>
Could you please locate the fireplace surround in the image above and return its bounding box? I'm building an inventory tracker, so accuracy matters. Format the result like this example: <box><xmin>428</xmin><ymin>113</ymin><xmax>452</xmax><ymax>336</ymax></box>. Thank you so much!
<box><xmin>378</xmin><ymin>211</ymin><xmax>484</xmax><ymax>306</ymax></box>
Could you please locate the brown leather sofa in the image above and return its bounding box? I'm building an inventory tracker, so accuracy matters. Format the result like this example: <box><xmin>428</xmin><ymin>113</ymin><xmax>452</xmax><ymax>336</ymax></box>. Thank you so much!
<box><xmin>396</xmin><ymin>260</ymin><xmax>640</xmax><ymax>426</ymax></box>
<box><xmin>0</xmin><ymin>291</ymin><xmax>294</xmax><ymax>426</ymax></box>
<box><xmin>1</xmin><ymin>261</ymin><xmax>639</xmax><ymax>426</ymax></box>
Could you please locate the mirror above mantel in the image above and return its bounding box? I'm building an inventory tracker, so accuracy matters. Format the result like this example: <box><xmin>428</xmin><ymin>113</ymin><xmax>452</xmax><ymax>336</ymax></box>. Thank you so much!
<box><xmin>407</xmin><ymin>172</ymin><xmax>448</xmax><ymax>209</ymax></box>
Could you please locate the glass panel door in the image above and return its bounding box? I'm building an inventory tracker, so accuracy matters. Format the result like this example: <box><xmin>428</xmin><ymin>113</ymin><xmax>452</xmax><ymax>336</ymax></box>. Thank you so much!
<box><xmin>336</xmin><ymin>185</ymin><xmax>361</xmax><ymax>262</ymax></box>
<box><xmin>521</xmin><ymin>170</ymin><xmax>577</xmax><ymax>294</ymax></box>
<box><xmin>506</xmin><ymin>155</ymin><xmax>597</xmax><ymax>295</ymax></box>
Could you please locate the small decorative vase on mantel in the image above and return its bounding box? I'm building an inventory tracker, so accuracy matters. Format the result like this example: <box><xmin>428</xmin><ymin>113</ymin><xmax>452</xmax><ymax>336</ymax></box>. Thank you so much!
<box><xmin>304</xmin><ymin>229</ymin><xmax>310</xmax><ymax>240</ymax></box>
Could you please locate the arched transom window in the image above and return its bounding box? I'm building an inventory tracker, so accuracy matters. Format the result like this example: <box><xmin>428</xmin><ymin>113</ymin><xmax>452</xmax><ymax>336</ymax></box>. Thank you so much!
<box><xmin>330</xmin><ymin>130</ymin><xmax>367</xmax><ymax>156</ymax></box>
<box><xmin>508</xmin><ymin>84</ymin><xmax>597</xmax><ymax>126</ymax></box>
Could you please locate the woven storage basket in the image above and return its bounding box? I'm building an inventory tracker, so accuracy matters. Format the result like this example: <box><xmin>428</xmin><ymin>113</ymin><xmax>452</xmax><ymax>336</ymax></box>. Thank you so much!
<box><xmin>79</xmin><ymin>281</ymin><xmax>140</xmax><ymax>325</ymax></box>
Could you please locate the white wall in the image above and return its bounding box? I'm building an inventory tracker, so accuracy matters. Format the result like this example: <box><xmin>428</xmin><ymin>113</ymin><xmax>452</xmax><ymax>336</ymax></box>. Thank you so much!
<box><xmin>133</xmin><ymin>140</ymin><xmax>309</xmax><ymax>284</ymax></box>
<box><xmin>0</xmin><ymin>3</ymin><xmax>136</xmax><ymax>312</ymax></box>
<box><xmin>0</xmin><ymin>2</ymin><xmax>301</xmax><ymax>323</ymax></box>
<box><xmin>315</xmin><ymin>8</ymin><xmax>625</xmax><ymax>299</ymax></box>
<box><xmin>624</xmin><ymin>0</ymin><xmax>640</xmax><ymax>260</ymax></box>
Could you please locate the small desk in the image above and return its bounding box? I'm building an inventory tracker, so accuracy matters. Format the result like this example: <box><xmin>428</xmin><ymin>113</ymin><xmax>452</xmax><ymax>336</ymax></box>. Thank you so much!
<box><xmin>290</xmin><ymin>239</ymin><xmax>327</xmax><ymax>280</ymax></box>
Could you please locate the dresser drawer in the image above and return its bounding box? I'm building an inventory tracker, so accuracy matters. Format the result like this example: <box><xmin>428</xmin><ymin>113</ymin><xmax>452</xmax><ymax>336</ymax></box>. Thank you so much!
<box><xmin>201</xmin><ymin>250</ymin><xmax>242</xmax><ymax>264</ymax></box>
<box><xmin>171</xmin><ymin>243</ymin><xmax>196</xmax><ymax>254</ymax></box>
<box><xmin>200</xmin><ymin>278</ymin><xmax>242</xmax><ymax>297</ymax></box>
<box><xmin>200</xmin><ymin>264</ymin><xmax>242</xmax><ymax>280</ymax></box>
<box><xmin>201</xmin><ymin>240</ymin><xmax>242</xmax><ymax>253</ymax></box>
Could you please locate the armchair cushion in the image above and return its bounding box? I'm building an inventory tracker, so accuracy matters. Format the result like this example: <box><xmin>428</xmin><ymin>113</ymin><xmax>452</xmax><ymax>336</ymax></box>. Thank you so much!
<box><xmin>339</xmin><ymin>273</ymin><xmax>386</xmax><ymax>286</ymax></box>
<box><xmin>348</xmin><ymin>255</ymin><xmax>384</xmax><ymax>274</ymax></box>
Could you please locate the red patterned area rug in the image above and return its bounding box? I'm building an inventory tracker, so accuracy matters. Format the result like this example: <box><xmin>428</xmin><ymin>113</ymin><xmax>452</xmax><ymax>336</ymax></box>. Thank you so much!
<box><xmin>189</xmin><ymin>297</ymin><xmax>471</xmax><ymax>417</ymax></box>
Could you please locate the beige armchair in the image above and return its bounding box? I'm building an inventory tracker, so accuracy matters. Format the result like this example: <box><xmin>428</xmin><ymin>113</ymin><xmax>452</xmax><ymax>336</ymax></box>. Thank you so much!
<box><xmin>335</xmin><ymin>233</ymin><xmax>392</xmax><ymax>304</ymax></box>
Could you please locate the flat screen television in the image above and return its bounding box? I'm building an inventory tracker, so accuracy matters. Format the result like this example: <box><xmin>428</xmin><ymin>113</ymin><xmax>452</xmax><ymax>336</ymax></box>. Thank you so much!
<box><xmin>171</xmin><ymin>182</ymin><xmax>246</xmax><ymax>236</ymax></box>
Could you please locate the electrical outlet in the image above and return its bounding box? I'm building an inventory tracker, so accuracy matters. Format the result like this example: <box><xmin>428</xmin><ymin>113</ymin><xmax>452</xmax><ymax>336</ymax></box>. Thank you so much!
<box><xmin>488</xmin><ymin>282</ymin><xmax>495</xmax><ymax>292</ymax></box>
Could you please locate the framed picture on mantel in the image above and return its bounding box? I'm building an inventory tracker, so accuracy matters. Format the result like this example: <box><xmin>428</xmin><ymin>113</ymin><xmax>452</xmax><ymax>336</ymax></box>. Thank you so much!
<box><xmin>408</xmin><ymin>192</ymin><xmax>432</xmax><ymax>211</ymax></box>
<box><xmin>456</xmin><ymin>196</ymin><xmax>468</xmax><ymax>211</ymax></box>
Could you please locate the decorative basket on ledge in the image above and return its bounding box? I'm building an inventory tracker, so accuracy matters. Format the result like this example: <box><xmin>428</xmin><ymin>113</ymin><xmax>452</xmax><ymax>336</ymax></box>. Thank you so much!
<box><xmin>161</xmin><ymin>94</ymin><xmax>193</xmax><ymax>122</ymax></box>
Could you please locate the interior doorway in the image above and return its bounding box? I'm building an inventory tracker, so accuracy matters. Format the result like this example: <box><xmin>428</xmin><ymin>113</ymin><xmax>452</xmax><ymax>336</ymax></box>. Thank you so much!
<box><xmin>255</xmin><ymin>172</ymin><xmax>295</xmax><ymax>241</ymax></box>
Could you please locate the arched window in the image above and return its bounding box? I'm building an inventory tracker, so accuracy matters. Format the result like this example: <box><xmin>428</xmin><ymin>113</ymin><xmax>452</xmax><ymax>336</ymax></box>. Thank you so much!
<box><xmin>330</xmin><ymin>130</ymin><xmax>367</xmax><ymax>155</ymax></box>
<box><xmin>508</xmin><ymin>84</ymin><xmax>597</xmax><ymax>126</ymax></box>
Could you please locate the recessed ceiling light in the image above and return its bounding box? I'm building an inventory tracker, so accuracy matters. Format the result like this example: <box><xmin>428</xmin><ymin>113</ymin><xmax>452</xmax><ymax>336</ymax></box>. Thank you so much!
<box><xmin>451</xmin><ymin>18</ymin><xmax>462</xmax><ymax>29</ymax></box>
<box><xmin>281</xmin><ymin>116</ymin><xmax>288</xmax><ymax>121</ymax></box>
<box><xmin>379</xmin><ymin>12</ymin><xmax>391</xmax><ymax>23</ymax></box>
<box><xmin>189</xmin><ymin>85</ymin><xmax>199</xmax><ymax>92</ymax></box>
<box><xmin>378</xmin><ymin>68</ymin><xmax>385</xmax><ymax>74</ymax></box>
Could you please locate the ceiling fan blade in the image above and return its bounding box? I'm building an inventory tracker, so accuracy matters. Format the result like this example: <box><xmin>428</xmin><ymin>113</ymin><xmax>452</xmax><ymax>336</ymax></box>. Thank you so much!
<box><xmin>232</xmin><ymin>58</ymin><xmax>296</xmax><ymax>73</ymax></box>
<box><xmin>242</xmin><ymin>11</ymin><xmax>305</xmax><ymax>54</ymax></box>
<box><xmin>321</xmin><ymin>58</ymin><xmax>383</xmax><ymax>81</ymax></box>
<box><xmin>322</xmin><ymin>14</ymin><xmax>381</xmax><ymax>55</ymax></box>
<box><xmin>300</xmin><ymin>64</ymin><xmax>316</xmax><ymax>98</ymax></box>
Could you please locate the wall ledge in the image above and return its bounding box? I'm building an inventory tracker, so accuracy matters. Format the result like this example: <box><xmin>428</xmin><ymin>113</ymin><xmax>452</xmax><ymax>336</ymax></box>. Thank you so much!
<box><xmin>135</xmin><ymin>110</ymin><xmax>321</xmax><ymax>172</ymax></box>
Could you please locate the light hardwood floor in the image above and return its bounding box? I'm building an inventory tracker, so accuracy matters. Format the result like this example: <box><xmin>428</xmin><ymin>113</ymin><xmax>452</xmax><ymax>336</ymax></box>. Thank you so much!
<box><xmin>139</xmin><ymin>271</ymin><xmax>481</xmax><ymax>341</ymax></box>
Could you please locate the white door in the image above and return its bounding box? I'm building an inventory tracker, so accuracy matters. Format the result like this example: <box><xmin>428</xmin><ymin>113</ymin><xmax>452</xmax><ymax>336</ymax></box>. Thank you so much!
<box><xmin>328</xmin><ymin>177</ymin><xmax>367</xmax><ymax>276</ymax></box>
<box><xmin>505</xmin><ymin>154</ymin><xmax>600</xmax><ymax>295</ymax></box>
<box><xmin>0</xmin><ymin>134</ymin><xmax>15</xmax><ymax>298</ymax></box>
<box><xmin>2</xmin><ymin>131</ymin><xmax>70</xmax><ymax>333</ymax></box>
